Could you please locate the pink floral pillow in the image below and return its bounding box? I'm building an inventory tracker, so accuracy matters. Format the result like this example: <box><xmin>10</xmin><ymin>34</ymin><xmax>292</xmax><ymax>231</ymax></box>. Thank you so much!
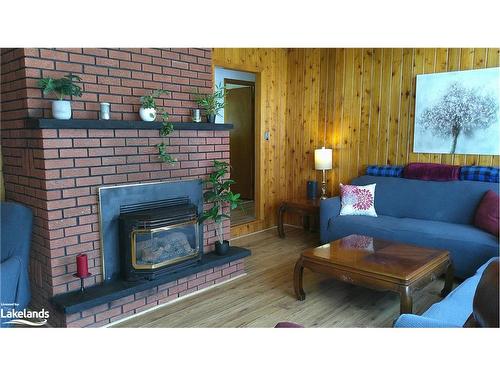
<box><xmin>339</xmin><ymin>183</ymin><xmax>377</xmax><ymax>217</ymax></box>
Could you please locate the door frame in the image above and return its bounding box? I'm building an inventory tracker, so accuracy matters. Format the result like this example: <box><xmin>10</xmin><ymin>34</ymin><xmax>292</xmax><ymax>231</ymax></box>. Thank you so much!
<box><xmin>223</xmin><ymin>78</ymin><xmax>255</xmax><ymax>207</ymax></box>
<box><xmin>214</xmin><ymin>64</ymin><xmax>262</xmax><ymax>232</ymax></box>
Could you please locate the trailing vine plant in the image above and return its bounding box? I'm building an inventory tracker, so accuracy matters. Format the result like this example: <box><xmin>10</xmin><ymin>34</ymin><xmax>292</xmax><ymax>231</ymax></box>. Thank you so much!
<box><xmin>140</xmin><ymin>89</ymin><xmax>176</xmax><ymax>164</ymax></box>
<box><xmin>157</xmin><ymin>113</ymin><xmax>176</xmax><ymax>163</ymax></box>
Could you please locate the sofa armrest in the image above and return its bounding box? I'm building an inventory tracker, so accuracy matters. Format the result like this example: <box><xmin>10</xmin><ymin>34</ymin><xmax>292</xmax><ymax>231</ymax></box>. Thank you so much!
<box><xmin>393</xmin><ymin>314</ymin><xmax>461</xmax><ymax>328</ymax></box>
<box><xmin>320</xmin><ymin>196</ymin><xmax>341</xmax><ymax>244</ymax></box>
<box><xmin>0</xmin><ymin>256</ymin><xmax>21</xmax><ymax>305</ymax></box>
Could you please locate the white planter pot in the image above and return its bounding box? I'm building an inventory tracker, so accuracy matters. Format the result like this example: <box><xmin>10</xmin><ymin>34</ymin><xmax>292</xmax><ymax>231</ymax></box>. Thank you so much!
<box><xmin>139</xmin><ymin>107</ymin><xmax>156</xmax><ymax>121</ymax></box>
<box><xmin>52</xmin><ymin>100</ymin><xmax>72</xmax><ymax>120</ymax></box>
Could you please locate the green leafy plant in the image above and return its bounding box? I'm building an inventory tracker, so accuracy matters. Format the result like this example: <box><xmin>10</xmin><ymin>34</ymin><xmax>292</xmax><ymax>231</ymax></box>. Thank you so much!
<box><xmin>199</xmin><ymin>160</ymin><xmax>241</xmax><ymax>244</ymax></box>
<box><xmin>37</xmin><ymin>74</ymin><xmax>83</xmax><ymax>100</ymax></box>
<box><xmin>140</xmin><ymin>89</ymin><xmax>168</xmax><ymax>109</ymax></box>
<box><xmin>193</xmin><ymin>84</ymin><xmax>228</xmax><ymax>116</ymax></box>
<box><xmin>139</xmin><ymin>89</ymin><xmax>176</xmax><ymax>164</ymax></box>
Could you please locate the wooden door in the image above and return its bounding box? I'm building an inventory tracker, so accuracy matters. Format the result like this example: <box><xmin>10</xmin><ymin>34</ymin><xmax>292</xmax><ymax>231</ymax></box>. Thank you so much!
<box><xmin>225</xmin><ymin>86</ymin><xmax>255</xmax><ymax>200</ymax></box>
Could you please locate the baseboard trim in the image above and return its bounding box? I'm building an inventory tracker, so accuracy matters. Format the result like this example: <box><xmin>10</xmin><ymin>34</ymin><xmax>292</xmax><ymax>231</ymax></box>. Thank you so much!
<box><xmin>231</xmin><ymin>224</ymin><xmax>303</xmax><ymax>241</ymax></box>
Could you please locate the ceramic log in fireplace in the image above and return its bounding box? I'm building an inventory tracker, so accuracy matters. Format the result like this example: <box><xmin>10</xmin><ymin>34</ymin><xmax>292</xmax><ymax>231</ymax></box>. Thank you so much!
<box><xmin>119</xmin><ymin>198</ymin><xmax>201</xmax><ymax>281</ymax></box>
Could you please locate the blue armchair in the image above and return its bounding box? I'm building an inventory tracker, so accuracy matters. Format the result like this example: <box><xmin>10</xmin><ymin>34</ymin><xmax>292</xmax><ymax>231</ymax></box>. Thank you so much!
<box><xmin>1</xmin><ymin>202</ymin><xmax>33</xmax><ymax>325</ymax></box>
<box><xmin>394</xmin><ymin>257</ymin><xmax>498</xmax><ymax>328</ymax></box>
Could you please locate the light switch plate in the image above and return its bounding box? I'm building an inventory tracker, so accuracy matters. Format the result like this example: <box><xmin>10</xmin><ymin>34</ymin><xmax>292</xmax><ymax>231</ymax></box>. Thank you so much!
<box><xmin>264</xmin><ymin>131</ymin><xmax>270</xmax><ymax>140</ymax></box>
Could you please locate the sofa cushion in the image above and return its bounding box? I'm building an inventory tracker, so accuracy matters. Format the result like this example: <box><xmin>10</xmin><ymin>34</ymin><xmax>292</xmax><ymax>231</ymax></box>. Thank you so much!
<box><xmin>339</xmin><ymin>183</ymin><xmax>377</xmax><ymax>217</ymax></box>
<box><xmin>474</xmin><ymin>190</ymin><xmax>499</xmax><ymax>237</ymax></box>
<box><xmin>327</xmin><ymin>215</ymin><xmax>499</xmax><ymax>278</ymax></box>
<box><xmin>350</xmin><ymin>175</ymin><xmax>499</xmax><ymax>224</ymax></box>
<box><xmin>460</xmin><ymin>166</ymin><xmax>500</xmax><ymax>183</ymax></box>
<box><xmin>403</xmin><ymin>162</ymin><xmax>460</xmax><ymax>181</ymax></box>
<box><xmin>366</xmin><ymin>165</ymin><xmax>404</xmax><ymax>177</ymax></box>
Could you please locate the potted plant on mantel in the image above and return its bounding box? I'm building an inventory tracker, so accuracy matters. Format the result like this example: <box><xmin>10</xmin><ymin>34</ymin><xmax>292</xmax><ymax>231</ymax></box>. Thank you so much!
<box><xmin>139</xmin><ymin>89</ymin><xmax>169</xmax><ymax>122</ymax></box>
<box><xmin>37</xmin><ymin>74</ymin><xmax>83</xmax><ymax>120</ymax></box>
<box><xmin>193</xmin><ymin>84</ymin><xmax>228</xmax><ymax>123</ymax></box>
<box><xmin>200</xmin><ymin>160</ymin><xmax>241</xmax><ymax>255</ymax></box>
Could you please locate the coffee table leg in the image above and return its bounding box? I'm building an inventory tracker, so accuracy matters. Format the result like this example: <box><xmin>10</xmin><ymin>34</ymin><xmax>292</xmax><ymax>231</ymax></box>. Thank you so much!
<box><xmin>294</xmin><ymin>257</ymin><xmax>305</xmax><ymax>301</ymax></box>
<box><xmin>441</xmin><ymin>262</ymin><xmax>454</xmax><ymax>297</ymax></box>
<box><xmin>400</xmin><ymin>287</ymin><xmax>413</xmax><ymax>314</ymax></box>
<box><xmin>278</xmin><ymin>203</ymin><xmax>286</xmax><ymax>238</ymax></box>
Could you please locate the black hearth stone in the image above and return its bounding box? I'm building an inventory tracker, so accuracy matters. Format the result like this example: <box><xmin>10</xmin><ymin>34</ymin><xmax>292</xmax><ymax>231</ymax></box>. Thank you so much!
<box><xmin>51</xmin><ymin>247</ymin><xmax>251</xmax><ymax>314</ymax></box>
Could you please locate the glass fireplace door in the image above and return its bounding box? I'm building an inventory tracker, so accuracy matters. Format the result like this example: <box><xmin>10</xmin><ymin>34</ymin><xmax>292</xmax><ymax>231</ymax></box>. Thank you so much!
<box><xmin>131</xmin><ymin>220</ymin><xmax>199</xmax><ymax>270</ymax></box>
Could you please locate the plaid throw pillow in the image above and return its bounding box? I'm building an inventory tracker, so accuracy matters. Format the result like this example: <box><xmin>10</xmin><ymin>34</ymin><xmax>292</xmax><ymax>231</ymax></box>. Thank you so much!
<box><xmin>460</xmin><ymin>166</ymin><xmax>499</xmax><ymax>183</ymax></box>
<box><xmin>366</xmin><ymin>165</ymin><xmax>404</xmax><ymax>178</ymax></box>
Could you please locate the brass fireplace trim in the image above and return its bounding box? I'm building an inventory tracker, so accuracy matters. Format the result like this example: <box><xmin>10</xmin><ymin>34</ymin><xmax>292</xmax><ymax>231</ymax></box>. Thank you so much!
<box><xmin>130</xmin><ymin>219</ymin><xmax>200</xmax><ymax>270</ymax></box>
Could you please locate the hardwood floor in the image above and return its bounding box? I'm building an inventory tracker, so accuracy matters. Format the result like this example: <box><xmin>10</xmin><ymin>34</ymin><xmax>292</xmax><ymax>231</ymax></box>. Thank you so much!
<box><xmin>114</xmin><ymin>227</ymin><xmax>449</xmax><ymax>328</ymax></box>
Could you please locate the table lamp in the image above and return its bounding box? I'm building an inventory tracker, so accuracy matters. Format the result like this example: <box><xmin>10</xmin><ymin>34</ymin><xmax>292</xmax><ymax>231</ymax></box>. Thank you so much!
<box><xmin>314</xmin><ymin>146</ymin><xmax>333</xmax><ymax>199</ymax></box>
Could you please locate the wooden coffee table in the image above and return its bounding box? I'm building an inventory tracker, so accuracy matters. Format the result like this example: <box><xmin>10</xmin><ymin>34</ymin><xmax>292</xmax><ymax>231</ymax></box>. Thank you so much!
<box><xmin>293</xmin><ymin>235</ymin><xmax>454</xmax><ymax>315</ymax></box>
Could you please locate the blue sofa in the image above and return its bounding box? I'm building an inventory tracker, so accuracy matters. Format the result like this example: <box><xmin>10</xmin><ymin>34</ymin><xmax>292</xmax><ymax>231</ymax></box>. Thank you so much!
<box><xmin>1</xmin><ymin>202</ymin><xmax>33</xmax><ymax>325</ymax></box>
<box><xmin>320</xmin><ymin>175</ymin><xmax>499</xmax><ymax>279</ymax></box>
<box><xmin>394</xmin><ymin>257</ymin><xmax>498</xmax><ymax>327</ymax></box>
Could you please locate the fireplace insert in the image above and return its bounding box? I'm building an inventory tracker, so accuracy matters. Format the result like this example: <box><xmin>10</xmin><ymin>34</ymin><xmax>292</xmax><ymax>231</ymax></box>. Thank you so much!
<box><xmin>119</xmin><ymin>198</ymin><xmax>201</xmax><ymax>281</ymax></box>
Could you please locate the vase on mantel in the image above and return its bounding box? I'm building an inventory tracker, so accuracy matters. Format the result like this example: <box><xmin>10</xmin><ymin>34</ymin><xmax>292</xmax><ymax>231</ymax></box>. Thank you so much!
<box><xmin>52</xmin><ymin>100</ymin><xmax>72</xmax><ymax>120</ymax></box>
<box><xmin>139</xmin><ymin>107</ymin><xmax>156</xmax><ymax>121</ymax></box>
<box><xmin>207</xmin><ymin>114</ymin><xmax>216</xmax><ymax>123</ymax></box>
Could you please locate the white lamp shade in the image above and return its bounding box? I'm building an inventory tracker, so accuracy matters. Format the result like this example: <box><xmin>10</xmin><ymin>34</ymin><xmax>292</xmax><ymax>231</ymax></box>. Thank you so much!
<box><xmin>314</xmin><ymin>147</ymin><xmax>332</xmax><ymax>170</ymax></box>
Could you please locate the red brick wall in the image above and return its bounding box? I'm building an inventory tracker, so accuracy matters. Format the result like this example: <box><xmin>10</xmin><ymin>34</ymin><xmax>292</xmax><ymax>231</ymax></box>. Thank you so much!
<box><xmin>0</xmin><ymin>48</ymin><xmax>236</xmax><ymax>327</ymax></box>
<box><xmin>11</xmin><ymin>48</ymin><xmax>212</xmax><ymax>121</ymax></box>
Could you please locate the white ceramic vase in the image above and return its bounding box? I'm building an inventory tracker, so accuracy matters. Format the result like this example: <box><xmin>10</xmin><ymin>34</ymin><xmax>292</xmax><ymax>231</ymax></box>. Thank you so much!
<box><xmin>52</xmin><ymin>100</ymin><xmax>72</xmax><ymax>120</ymax></box>
<box><xmin>139</xmin><ymin>107</ymin><xmax>156</xmax><ymax>121</ymax></box>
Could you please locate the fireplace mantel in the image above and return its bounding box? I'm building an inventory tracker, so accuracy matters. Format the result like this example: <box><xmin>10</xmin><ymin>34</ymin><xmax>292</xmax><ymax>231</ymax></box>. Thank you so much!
<box><xmin>26</xmin><ymin>119</ymin><xmax>234</xmax><ymax>131</ymax></box>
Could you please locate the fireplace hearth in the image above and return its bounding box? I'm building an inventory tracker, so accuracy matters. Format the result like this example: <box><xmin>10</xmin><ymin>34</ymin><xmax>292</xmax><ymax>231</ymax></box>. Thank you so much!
<box><xmin>119</xmin><ymin>198</ymin><xmax>201</xmax><ymax>281</ymax></box>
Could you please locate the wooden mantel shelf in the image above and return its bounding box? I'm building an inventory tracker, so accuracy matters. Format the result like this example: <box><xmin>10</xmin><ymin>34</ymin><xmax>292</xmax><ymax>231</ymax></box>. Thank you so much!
<box><xmin>26</xmin><ymin>119</ymin><xmax>234</xmax><ymax>131</ymax></box>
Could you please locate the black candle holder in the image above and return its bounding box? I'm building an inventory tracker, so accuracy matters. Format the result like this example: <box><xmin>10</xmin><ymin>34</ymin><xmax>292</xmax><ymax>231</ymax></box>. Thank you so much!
<box><xmin>73</xmin><ymin>272</ymin><xmax>92</xmax><ymax>292</ymax></box>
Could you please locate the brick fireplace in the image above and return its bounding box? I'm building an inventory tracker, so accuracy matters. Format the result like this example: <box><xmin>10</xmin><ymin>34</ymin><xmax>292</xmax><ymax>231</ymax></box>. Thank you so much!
<box><xmin>0</xmin><ymin>48</ymin><xmax>249</xmax><ymax>327</ymax></box>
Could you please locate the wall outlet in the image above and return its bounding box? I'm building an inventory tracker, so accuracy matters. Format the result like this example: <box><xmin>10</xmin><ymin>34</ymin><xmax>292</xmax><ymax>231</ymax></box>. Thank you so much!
<box><xmin>264</xmin><ymin>131</ymin><xmax>270</xmax><ymax>141</ymax></box>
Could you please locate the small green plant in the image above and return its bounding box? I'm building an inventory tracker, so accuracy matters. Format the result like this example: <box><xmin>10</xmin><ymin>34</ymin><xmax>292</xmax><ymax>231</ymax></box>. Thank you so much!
<box><xmin>37</xmin><ymin>74</ymin><xmax>83</xmax><ymax>100</ymax></box>
<box><xmin>140</xmin><ymin>89</ymin><xmax>168</xmax><ymax>110</ymax></box>
<box><xmin>199</xmin><ymin>161</ymin><xmax>241</xmax><ymax>244</ymax></box>
<box><xmin>193</xmin><ymin>84</ymin><xmax>228</xmax><ymax>116</ymax></box>
<box><xmin>140</xmin><ymin>89</ymin><xmax>176</xmax><ymax>163</ymax></box>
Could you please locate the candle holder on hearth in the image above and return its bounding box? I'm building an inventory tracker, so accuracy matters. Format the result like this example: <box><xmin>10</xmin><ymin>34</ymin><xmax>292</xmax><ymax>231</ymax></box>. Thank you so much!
<box><xmin>73</xmin><ymin>272</ymin><xmax>92</xmax><ymax>292</ymax></box>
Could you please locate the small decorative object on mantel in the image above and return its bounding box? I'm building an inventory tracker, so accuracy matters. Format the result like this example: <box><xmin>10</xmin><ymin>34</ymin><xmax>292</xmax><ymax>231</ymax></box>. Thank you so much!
<box><xmin>74</xmin><ymin>253</ymin><xmax>92</xmax><ymax>292</ymax></box>
<box><xmin>192</xmin><ymin>108</ymin><xmax>201</xmax><ymax>123</ymax></box>
<box><xmin>37</xmin><ymin>74</ymin><xmax>83</xmax><ymax>120</ymax></box>
<box><xmin>193</xmin><ymin>84</ymin><xmax>228</xmax><ymax>123</ymax></box>
<box><xmin>99</xmin><ymin>102</ymin><xmax>110</xmax><ymax>120</ymax></box>
<box><xmin>200</xmin><ymin>160</ymin><xmax>242</xmax><ymax>255</ymax></box>
<box><xmin>139</xmin><ymin>89</ymin><xmax>168</xmax><ymax>122</ymax></box>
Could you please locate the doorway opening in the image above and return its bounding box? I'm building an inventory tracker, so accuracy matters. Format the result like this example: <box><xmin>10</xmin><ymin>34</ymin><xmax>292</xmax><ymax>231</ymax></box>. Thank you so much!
<box><xmin>215</xmin><ymin>67</ymin><xmax>257</xmax><ymax>226</ymax></box>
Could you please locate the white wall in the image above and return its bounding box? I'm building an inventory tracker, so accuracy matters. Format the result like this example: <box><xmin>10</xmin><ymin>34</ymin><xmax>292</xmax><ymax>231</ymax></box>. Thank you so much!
<box><xmin>214</xmin><ymin>67</ymin><xmax>256</xmax><ymax>123</ymax></box>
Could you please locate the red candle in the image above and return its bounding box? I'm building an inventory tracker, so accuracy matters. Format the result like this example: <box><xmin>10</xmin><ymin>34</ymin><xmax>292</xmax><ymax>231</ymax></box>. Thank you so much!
<box><xmin>76</xmin><ymin>254</ymin><xmax>89</xmax><ymax>277</ymax></box>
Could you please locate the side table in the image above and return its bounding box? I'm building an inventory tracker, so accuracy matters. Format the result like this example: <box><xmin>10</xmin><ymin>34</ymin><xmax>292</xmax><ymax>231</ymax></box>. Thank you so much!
<box><xmin>277</xmin><ymin>198</ymin><xmax>321</xmax><ymax>238</ymax></box>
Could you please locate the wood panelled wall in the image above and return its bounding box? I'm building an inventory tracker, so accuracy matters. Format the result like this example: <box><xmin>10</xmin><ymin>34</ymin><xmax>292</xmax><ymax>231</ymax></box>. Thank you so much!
<box><xmin>285</xmin><ymin>48</ymin><xmax>500</xmax><ymax>204</ymax></box>
<box><xmin>212</xmin><ymin>49</ymin><xmax>289</xmax><ymax>237</ymax></box>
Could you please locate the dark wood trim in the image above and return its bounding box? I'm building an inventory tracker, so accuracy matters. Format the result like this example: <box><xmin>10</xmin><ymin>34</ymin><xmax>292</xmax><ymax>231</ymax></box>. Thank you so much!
<box><xmin>26</xmin><ymin>119</ymin><xmax>234</xmax><ymax>130</ymax></box>
<box><xmin>224</xmin><ymin>78</ymin><xmax>256</xmax><ymax>88</ymax></box>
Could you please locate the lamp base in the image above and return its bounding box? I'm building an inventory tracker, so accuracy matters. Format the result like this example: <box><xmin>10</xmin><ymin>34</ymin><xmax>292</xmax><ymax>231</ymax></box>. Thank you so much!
<box><xmin>320</xmin><ymin>170</ymin><xmax>328</xmax><ymax>200</ymax></box>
